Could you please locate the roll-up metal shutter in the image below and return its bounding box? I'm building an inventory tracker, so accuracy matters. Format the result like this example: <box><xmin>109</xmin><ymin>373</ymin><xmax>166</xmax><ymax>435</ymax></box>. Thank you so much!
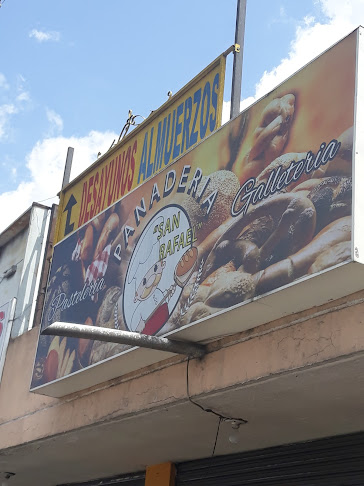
<box><xmin>176</xmin><ymin>432</ymin><xmax>364</xmax><ymax>486</ymax></box>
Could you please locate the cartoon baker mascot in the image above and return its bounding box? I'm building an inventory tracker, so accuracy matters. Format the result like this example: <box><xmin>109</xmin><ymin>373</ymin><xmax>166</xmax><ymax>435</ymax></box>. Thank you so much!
<box><xmin>122</xmin><ymin>207</ymin><xmax>198</xmax><ymax>336</ymax></box>
<box><xmin>131</xmin><ymin>257</ymin><xmax>175</xmax><ymax>335</ymax></box>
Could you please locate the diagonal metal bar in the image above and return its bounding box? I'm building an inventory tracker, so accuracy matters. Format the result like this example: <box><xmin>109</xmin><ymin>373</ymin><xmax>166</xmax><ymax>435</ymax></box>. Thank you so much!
<box><xmin>42</xmin><ymin>322</ymin><xmax>206</xmax><ymax>359</ymax></box>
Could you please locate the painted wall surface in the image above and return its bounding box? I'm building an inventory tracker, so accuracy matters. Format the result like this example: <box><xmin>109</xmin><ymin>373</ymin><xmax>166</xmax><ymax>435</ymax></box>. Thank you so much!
<box><xmin>2</xmin><ymin>288</ymin><xmax>364</xmax><ymax>452</ymax></box>
<box><xmin>32</xmin><ymin>30</ymin><xmax>357</xmax><ymax>392</ymax></box>
<box><xmin>0</xmin><ymin>300</ymin><xmax>15</xmax><ymax>384</ymax></box>
<box><xmin>0</xmin><ymin>206</ymin><xmax>50</xmax><ymax>339</ymax></box>
<box><xmin>0</xmin><ymin>229</ymin><xmax>26</xmax><ymax>308</ymax></box>
<box><xmin>11</xmin><ymin>206</ymin><xmax>50</xmax><ymax>337</ymax></box>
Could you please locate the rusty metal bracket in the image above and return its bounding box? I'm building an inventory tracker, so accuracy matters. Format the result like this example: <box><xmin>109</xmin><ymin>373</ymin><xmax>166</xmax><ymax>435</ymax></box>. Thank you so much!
<box><xmin>42</xmin><ymin>322</ymin><xmax>206</xmax><ymax>359</ymax></box>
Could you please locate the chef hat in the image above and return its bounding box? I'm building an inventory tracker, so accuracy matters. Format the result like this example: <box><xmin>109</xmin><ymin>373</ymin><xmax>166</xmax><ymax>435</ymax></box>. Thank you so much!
<box><xmin>127</xmin><ymin>216</ymin><xmax>164</xmax><ymax>285</ymax></box>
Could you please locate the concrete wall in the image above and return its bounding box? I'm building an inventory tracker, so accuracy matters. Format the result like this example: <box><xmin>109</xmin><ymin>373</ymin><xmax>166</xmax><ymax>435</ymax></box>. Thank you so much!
<box><xmin>0</xmin><ymin>227</ymin><xmax>27</xmax><ymax>309</ymax></box>
<box><xmin>1</xmin><ymin>289</ymin><xmax>364</xmax><ymax>452</ymax></box>
<box><xmin>0</xmin><ymin>205</ymin><xmax>50</xmax><ymax>339</ymax></box>
<box><xmin>11</xmin><ymin>206</ymin><xmax>50</xmax><ymax>337</ymax></box>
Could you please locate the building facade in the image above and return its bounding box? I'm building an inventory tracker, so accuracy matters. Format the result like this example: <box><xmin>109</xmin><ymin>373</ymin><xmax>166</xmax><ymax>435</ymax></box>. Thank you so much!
<box><xmin>0</xmin><ymin>29</ymin><xmax>364</xmax><ymax>486</ymax></box>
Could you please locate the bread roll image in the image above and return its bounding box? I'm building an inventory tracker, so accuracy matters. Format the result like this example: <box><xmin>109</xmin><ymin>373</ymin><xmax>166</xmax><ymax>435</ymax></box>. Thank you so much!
<box><xmin>91</xmin><ymin>212</ymin><xmax>106</xmax><ymax>234</ymax></box>
<box><xmin>183</xmin><ymin>170</ymin><xmax>240</xmax><ymax>242</ymax></box>
<box><xmin>256</xmin><ymin>216</ymin><xmax>351</xmax><ymax>295</ymax></box>
<box><xmin>307</xmin><ymin>176</ymin><xmax>352</xmax><ymax>232</ymax></box>
<box><xmin>175</xmin><ymin>247</ymin><xmax>198</xmax><ymax>287</ymax></box>
<box><xmin>196</xmin><ymin>215</ymin><xmax>235</xmax><ymax>262</ymax></box>
<box><xmin>80</xmin><ymin>224</ymin><xmax>94</xmax><ymax>264</ymax></box>
<box><xmin>93</xmin><ymin>212</ymin><xmax>120</xmax><ymax>260</ymax></box>
<box><xmin>205</xmin><ymin>270</ymin><xmax>256</xmax><ymax>308</ymax></box>
<box><xmin>223</xmin><ymin>110</ymin><xmax>249</xmax><ymax>171</ymax></box>
<box><xmin>90</xmin><ymin>341</ymin><xmax>129</xmax><ymax>365</ymax></box>
<box><xmin>204</xmin><ymin>193</ymin><xmax>316</xmax><ymax>280</ymax></box>
<box><xmin>237</xmin><ymin>215</ymin><xmax>275</xmax><ymax>249</ymax></box>
<box><xmin>95</xmin><ymin>286</ymin><xmax>122</xmax><ymax>328</ymax></box>
<box><xmin>202</xmin><ymin>238</ymin><xmax>260</xmax><ymax>280</ymax></box>
<box><xmin>256</xmin><ymin>152</ymin><xmax>308</xmax><ymax>192</ymax></box>
<box><xmin>312</xmin><ymin>126</ymin><xmax>353</xmax><ymax>178</ymax></box>
<box><xmin>238</xmin><ymin>94</ymin><xmax>295</xmax><ymax>181</ymax></box>
<box><xmin>308</xmin><ymin>241</ymin><xmax>351</xmax><ymax>274</ymax></box>
<box><xmin>292</xmin><ymin>178</ymin><xmax>323</xmax><ymax>198</ymax></box>
<box><xmin>194</xmin><ymin>261</ymin><xmax>237</xmax><ymax>305</ymax></box>
<box><xmin>178</xmin><ymin>301</ymin><xmax>215</xmax><ymax>328</ymax></box>
<box><xmin>255</xmin><ymin>94</ymin><xmax>295</xmax><ymax>161</ymax></box>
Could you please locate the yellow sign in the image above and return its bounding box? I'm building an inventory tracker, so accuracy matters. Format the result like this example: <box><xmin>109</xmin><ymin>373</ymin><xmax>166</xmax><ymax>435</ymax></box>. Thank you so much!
<box><xmin>56</xmin><ymin>54</ymin><xmax>226</xmax><ymax>243</ymax></box>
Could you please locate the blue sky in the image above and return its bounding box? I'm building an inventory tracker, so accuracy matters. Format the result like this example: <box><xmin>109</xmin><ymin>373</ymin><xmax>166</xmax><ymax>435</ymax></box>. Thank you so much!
<box><xmin>0</xmin><ymin>0</ymin><xmax>363</xmax><ymax>231</ymax></box>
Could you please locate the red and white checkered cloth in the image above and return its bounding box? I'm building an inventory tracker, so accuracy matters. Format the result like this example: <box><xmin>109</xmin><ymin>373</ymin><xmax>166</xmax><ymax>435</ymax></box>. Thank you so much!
<box><xmin>85</xmin><ymin>243</ymin><xmax>112</xmax><ymax>285</ymax></box>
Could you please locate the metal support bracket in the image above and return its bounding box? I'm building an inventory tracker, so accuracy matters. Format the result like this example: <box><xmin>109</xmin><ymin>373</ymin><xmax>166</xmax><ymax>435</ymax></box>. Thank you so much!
<box><xmin>42</xmin><ymin>322</ymin><xmax>206</xmax><ymax>359</ymax></box>
<box><xmin>234</xmin><ymin>43</ymin><xmax>241</xmax><ymax>53</ymax></box>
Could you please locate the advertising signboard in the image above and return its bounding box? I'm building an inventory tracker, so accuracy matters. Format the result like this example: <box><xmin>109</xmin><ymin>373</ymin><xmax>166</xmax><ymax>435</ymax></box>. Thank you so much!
<box><xmin>0</xmin><ymin>300</ymin><xmax>15</xmax><ymax>384</ymax></box>
<box><xmin>55</xmin><ymin>54</ymin><xmax>226</xmax><ymax>244</ymax></box>
<box><xmin>32</xmin><ymin>29</ymin><xmax>361</xmax><ymax>397</ymax></box>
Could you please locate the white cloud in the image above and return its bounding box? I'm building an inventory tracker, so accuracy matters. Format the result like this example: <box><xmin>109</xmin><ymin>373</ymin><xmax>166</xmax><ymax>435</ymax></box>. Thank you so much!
<box><xmin>29</xmin><ymin>29</ymin><xmax>60</xmax><ymax>43</ymax></box>
<box><xmin>16</xmin><ymin>91</ymin><xmax>30</xmax><ymax>102</ymax></box>
<box><xmin>320</xmin><ymin>0</ymin><xmax>364</xmax><ymax>21</ymax></box>
<box><xmin>46</xmin><ymin>108</ymin><xmax>63</xmax><ymax>135</ymax></box>
<box><xmin>16</xmin><ymin>74</ymin><xmax>30</xmax><ymax>102</ymax></box>
<box><xmin>222</xmin><ymin>98</ymin><xmax>256</xmax><ymax>124</ymax></box>
<box><xmin>224</xmin><ymin>0</ymin><xmax>364</xmax><ymax>118</ymax></box>
<box><xmin>0</xmin><ymin>74</ymin><xmax>31</xmax><ymax>140</ymax></box>
<box><xmin>0</xmin><ymin>74</ymin><xmax>16</xmax><ymax>140</ymax></box>
<box><xmin>0</xmin><ymin>130</ymin><xmax>117</xmax><ymax>232</ymax></box>
<box><xmin>0</xmin><ymin>73</ymin><xmax>9</xmax><ymax>90</ymax></box>
<box><xmin>0</xmin><ymin>104</ymin><xmax>18</xmax><ymax>140</ymax></box>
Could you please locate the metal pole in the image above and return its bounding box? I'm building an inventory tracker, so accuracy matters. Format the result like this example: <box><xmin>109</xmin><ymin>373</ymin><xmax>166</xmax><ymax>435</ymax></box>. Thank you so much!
<box><xmin>230</xmin><ymin>0</ymin><xmax>247</xmax><ymax>119</ymax></box>
<box><xmin>43</xmin><ymin>322</ymin><xmax>206</xmax><ymax>359</ymax></box>
<box><xmin>61</xmin><ymin>147</ymin><xmax>74</xmax><ymax>189</ymax></box>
